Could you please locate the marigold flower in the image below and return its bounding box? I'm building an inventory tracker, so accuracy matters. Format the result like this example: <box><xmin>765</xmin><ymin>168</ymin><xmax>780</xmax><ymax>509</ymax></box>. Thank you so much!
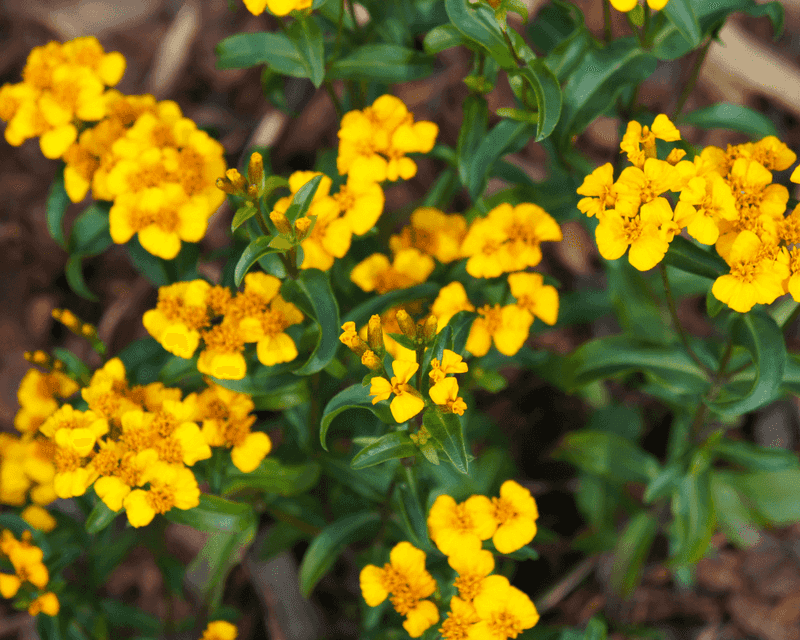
<box><xmin>431</xmin><ymin>282</ymin><xmax>476</xmax><ymax>332</ymax></box>
<box><xmin>201</xmin><ymin>620</ymin><xmax>238</xmax><ymax>640</ymax></box>
<box><xmin>14</xmin><ymin>368</ymin><xmax>78</xmax><ymax>435</ymax></box>
<box><xmin>360</xmin><ymin>541</ymin><xmax>439</xmax><ymax>638</ymax></box>
<box><xmin>466</xmin><ymin>304</ymin><xmax>532</xmax><ymax>357</ymax></box>
<box><xmin>21</xmin><ymin>505</ymin><xmax>57</xmax><ymax>532</ymax></box>
<box><xmin>508</xmin><ymin>272</ymin><xmax>559</xmax><ymax>326</ymax></box>
<box><xmin>28</xmin><ymin>592</ymin><xmax>60</xmax><ymax>616</ymax></box>
<box><xmin>390</xmin><ymin>208</ymin><xmax>468</xmax><ymax>263</ymax></box>
<box><xmin>369</xmin><ymin>360</ymin><xmax>425</xmax><ymax>423</ymax></box>
<box><xmin>619</xmin><ymin>115</ymin><xmax>680</xmax><ymax>168</ymax></box>
<box><xmin>448</xmin><ymin>543</ymin><xmax>495</xmax><ymax>602</ymax></box>
<box><xmin>429</xmin><ymin>378</ymin><xmax>467</xmax><ymax>416</ymax></box>
<box><xmin>490</xmin><ymin>480</ymin><xmax>539</xmax><ymax>554</ymax></box>
<box><xmin>673</xmin><ymin>174</ymin><xmax>737</xmax><ymax>245</ymax></box>
<box><xmin>427</xmin><ymin>494</ymin><xmax>496</xmax><ymax>556</ymax></box>
<box><xmin>440</xmin><ymin>596</ymin><xmax>481</xmax><ymax>640</ymax></box>
<box><xmin>122</xmin><ymin>460</ymin><xmax>200</xmax><ymax>528</ymax></box>
<box><xmin>143</xmin><ymin>280</ymin><xmax>214</xmax><ymax>358</ymax></box>
<box><xmin>613</xmin><ymin>158</ymin><xmax>679</xmax><ymax>216</ymax></box>
<box><xmin>468</xmin><ymin>574</ymin><xmax>539</xmax><ymax>640</ymax></box>
<box><xmin>429</xmin><ymin>349</ymin><xmax>468</xmax><ymax>383</ymax></box>
<box><xmin>242</xmin><ymin>0</ymin><xmax>312</xmax><ymax>16</ymax></box>
<box><xmin>351</xmin><ymin>249</ymin><xmax>435</xmax><ymax>294</ymax></box>
<box><xmin>576</xmin><ymin>163</ymin><xmax>617</xmax><ymax>218</ymax></box>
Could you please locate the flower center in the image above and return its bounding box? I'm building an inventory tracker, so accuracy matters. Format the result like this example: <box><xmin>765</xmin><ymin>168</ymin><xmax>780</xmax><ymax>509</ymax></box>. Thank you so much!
<box><xmin>492</xmin><ymin>496</ymin><xmax>518</xmax><ymax>525</ymax></box>
<box><xmin>488</xmin><ymin>611</ymin><xmax>524</xmax><ymax>639</ymax></box>
<box><xmin>454</xmin><ymin>573</ymin><xmax>483</xmax><ymax>602</ymax></box>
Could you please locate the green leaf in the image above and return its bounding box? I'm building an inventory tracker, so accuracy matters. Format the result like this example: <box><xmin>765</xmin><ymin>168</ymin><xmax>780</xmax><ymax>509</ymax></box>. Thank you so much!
<box><xmin>516</xmin><ymin>60</ymin><xmax>563</xmax><ymax>142</ymax></box>
<box><xmin>663</xmin><ymin>235</ymin><xmax>729</xmax><ymax>280</ymax></box>
<box><xmin>713</xmin><ymin>438</ymin><xmax>798</xmax><ymax>471</ymax></box>
<box><xmin>679</xmin><ymin>103</ymin><xmax>779</xmax><ymax>139</ymax></box>
<box><xmin>671</xmin><ymin>471</ymin><xmax>716</xmax><ymax>565</ymax></box>
<box><xmin>606</xmin><ymin>260</ymin><xmax>670</xmax><ymax>345</ymax></box>
<box><xmin>467</xmin><ymin>119</ymin><xmax>535</xmax><ymax>201</ymax></box>
<box><xmin>724</xmin><ymin>468</ymin><xmax>800</xmax><ymax>525</ymax></box>
<box><xmin>299</xmin><ymin>512</ymin><xmax>381</xmax><ymax>596</ymax></box>
<box><xmin>281</xmin><ymin>269</ymin><xmax>340</xmax><ymax>375</ymax></box>
<box><xmin>251</xmin><ymin>378</ymin><xmax>310</xmax><ymax>410</ymax></box>
<box><xmin>290</xmin><ymin>16</ymin><xmax>325</xmax><ymax>88</ymax></box>
<box><xmin>583</xmin><ymin>617</ymin><xmax>608</xmax><ymax>640</ymax></box>
<box><xmin>422</xmin><ymin>409</ymin><xmax>468</xmax><ymax>474</ymax></box>
<box><xmin>65</xmin><ymin>254</ymin><xmax>99</xmax><ymax>301</ymax></box>
<box><xmin>458</xmin><ymin>95</ymin><xmax>490</xmax><ymax>189</ymax></box>
<box><xmin>445</xmin><ymin>0</ymin><xmax>516</xmax><ymax>68</ymax></box>
<box><xmin>284</xmin><ymin>174</ymin><xmax>323</xmax><ymax>224</ymax></box>
<box><xmin>343</xmin><ymin>282</ymin><xmax>440</xmax><ymax>326</ymax></box>
<box><xmin>610</xmin><ymin>511</ymin><xmax>657</xmax><ymax>596</ymax></box>
<box><xmin>210</xmin><ymin>368</ymin><xmax>298</xmax><ymax>396</ymax></box>
<box><xmin>100</xmin><ymin>600</ymin><xmax>161</xmax><ymax>634</ymax></box>
<box><xmin>320</xmin><ymin>383</ymin><xmax>395</xmax><ymax>450</ymax></box>
<box><xmin>395</xmin><ymin>482</ymin><xmax>433</xmax><ymax>550</ymax></box>
<box><xmin>329</xmin><ymin>44</ymin><xmax>434</xmax><ymax>83</ymax></box>
<box><xmin>85</xmin><ymin>500</ymin><xmax>121</xmax><ymax>534</ymax></box>
<box><xmin>164</xmin><ymin>493</ymin><xmax>256</xmax><ymax>533</ymax></box>
<box><xmin>710</xmin><ymin>471</ymin><xmax>761</xmax><ymax>548</ymax></box>
<box><xmin>231</xmin><ymin>202</ymin><xmax>257</xmax><ymax>233</ymax></box>
<box><xmin>69</xmin><ymin>203</ymin><xmax>112</xmax><ymax>255</ymax></box>
<box><xmin>234</xmin><ymin>236</ymin><xmax>283</xmax><ymax>287</ymax></box>
<box><xmin>706</xmin><ymin>310</ymin><xmax>786</xmax><ymax>416</ymax></box>
<box><xmin>559</xmin><ymin>38</ymin><xmax>656</xmax><ymax>142</ymax></box>
<box><xmin>424</xmin><ymin>24</ymin><xmax>469</xmax><ymax>53</ymax></box>
<box><xmin>351</xmin><ymin>432</ymin><xmax>418</xmax><ymax>469</ymax></box>
<box><xmin>216</xmin><ymin>32</ymin><xmax>306</xmax><ymax>76</ymax></box>
<box><xmin>222</xmin><ymin>458</ymin><xmax>321</xmax><ymax>497</ymax></box>
<box><xmin>47</xmin><ymin>168</ymin><xmax>69</xmax><ymax>249</ymax></box>
<box><xmin>662</xmin><ymin>0</ymin><xmax>702</xmax><ymax>48</ymax></box>
<box><xmin>557</xmin><ymin>430</ymin><xmax>660</xmax><ymax>484</ymax></box>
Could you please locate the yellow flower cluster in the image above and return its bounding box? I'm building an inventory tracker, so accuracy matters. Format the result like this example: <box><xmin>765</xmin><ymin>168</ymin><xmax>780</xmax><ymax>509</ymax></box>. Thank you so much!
<box><xmin>0</xmin><ymin>433</ymin><xmax>56</xmax><ymax>508</ymax></box>
<box><xmin>143</xmin><ymin>274</ymin><xmax>303</xmax><ymax>380</ymax></box>
<box><xmin>338</xmin><ymin>95</ymin><xmax>438</xmax><ymax>183</ymax></box>
<box><xmin>242</xmin><ymin>0</ymin><xmax>311</xmax><ymax>16</ymax></box>
<box><xmin>578</xmin><ymin>115</ymin><xmax>800</xmax><ymax>312</ymax></box>
<box><xmin>0</xmin><ymin>37</ymin><xmax>125</xmax><ymax>159</ymax></box>
<box><xmin>0</xmin><ymin>530</ymin><xmax>59</xmax><ymax>617</ymax></box>
<box><xmin>34</xmin><ymin>357</ymin><xmax>269</xmax><ymax>527</ymax></box>
<box><xmin>0</xmin><ymin>37</ymin><xmax>226</xmax><ymax>260</ymax></box>
<box><xmin>360</xmin><ymin>481</ymin><xmax>539</xmax><ymax>639</ymax></box>
<box><xmin>14</xmin><ymin>367</ymin><xmax>79</xmax><ymax>436</ymax></box>
<box><xmin>609</xmin><ymin>0</ymin><xmax>668</xmax><ymax>11</ymax></box>
<box><xmin>200</xmin><ymin>620</ymin><xmax>238</xmax><ymax>640</ymax></box>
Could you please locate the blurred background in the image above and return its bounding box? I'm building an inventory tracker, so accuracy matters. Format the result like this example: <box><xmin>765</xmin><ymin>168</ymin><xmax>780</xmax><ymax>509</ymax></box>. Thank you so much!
<box><xmin>2</xmin><ymin>0</ymin><xmax>800</xmax><ymax>638</ymax></box>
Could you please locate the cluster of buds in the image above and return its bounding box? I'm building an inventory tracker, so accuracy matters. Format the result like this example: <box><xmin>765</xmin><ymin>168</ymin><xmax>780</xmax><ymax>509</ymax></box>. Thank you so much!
<box><xmin>215</xmin><ymin>152</ymin><xmax>265</xmax><ymax>200</ymax></box>
<box><xmin>52</xmin><ymin>308</ymin><xmax>105</xmax><ymax>355</ymax></box>
<box><xmin>24</xmin><ymin>350</ymin><xmax>66</xmax><ymax>373</ymax></box>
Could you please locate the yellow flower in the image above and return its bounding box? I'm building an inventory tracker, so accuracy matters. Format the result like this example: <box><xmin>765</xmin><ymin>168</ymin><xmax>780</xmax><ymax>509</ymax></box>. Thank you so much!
<box><xmin>334</xmin><ymin>175</ymin><xmax>385</xmax><ymax>236</ymax></box>
<box><xmin>594</xmin><ymin>198</ymin><xmax>677</xmax><ymax>271</ymax></box>
<box><xmin>750</xmin><ymin>136</ymin><xmax>797</xmax><ymax>172</ymax></box>
<box><xmin>490</xmin><ymin>480</ymin><xmax>539</xmax><ymax>554</ymax></box>
<box><xmin>440</xmin><ymin>596</ymin><xmax>481</xmax><ymax>640</ymax></box>
<box><xmin>673</xmin><ymin>175</ymin><xmax>737</xmax><ymax>245</ymax></box>
<box><xmin>427</xmin><ymin>494</ymin><xmax>496</xmax><ymax>556</ymax></box>
<box><xmin>467</xmin><ymin>575</ymin><xmax>539</xmax><ymax>640</ymax></box>
<box><xmin>390</xmin><ymin>208</ymin><xmax>468</xmax><ymax>263</ymax></box>
<box><xmin>619</xmin><ymin>115</ymin><xmax>680</xmax><ymax>168</ymax></box>
<box><xmin>429</xmin><ymin>349</ymin><xmax>469</xmax><ymax>383</ymax></box>
<box><xmin>201</xmin><ymin>620</ymin><xmax>238</xmax><ymax>640</ymax></box>
<box><xmin>508</xmin><ymin>272</ymin><xmax>559</xmax><ymax>326</ymax></box>
<box><xmin>609</xmin><ymin>0</ymin><xmax>668</xmax><ymax>10</ymax></box>
<box><xmin>448</xmin><ymin>543</ymin><xmax>495</xmax><ymax>602</ymax></box>
<box><xmin>242</xmin><ymin>0</ymin><xmax>312</xmax><ymax>16</ymax></box>
<box><xmin>21</xmin><ymin>505</ymin><xmax>57</xmax><ymax>532</ymax></box>
<box><xmin>14</xmin><ymin>368</ymin><xmax>78</xmax><ymax>434</ymax></box>
<box><xmin>712</xmin><ymin>230</ymin><xmax>787</xmax><ymax>313</ymax></box>
<box><xmin>431</xmin><ymin>282</ymin><xmax>476</xmax><ymax>332</ymax></box>
<box><xmin>369</xmin><ymin>359</ymin><xmax>425</xmax><ymax>423</ymax></box>
<box><xmin>429</xmin><ymin>378</ymin><xmax>467</xmax><ymax>416</ymax></box>
<box><xmin>461</xmin><ymin>203</ymin><xmax>562</xmax><ymax>278</ymax></box>
<box><xmin>577</xmin><ymin>163</ymin><xmax>617</xmax><ymax>218</ymax></box>
<box><xmin>122</xmin><ymin>460</ymin><xmax>200</xmax><ymax>528</ymax></box>
<box><xmin>351</xmin><ymin>249</ymin><xmax>435</xmax><ymax>294</ymax></box>
<box><xmin>143</xmin><ymin>280</ymin><xmax>215</xmax><ymax>358</ymax></box>
<box><xmin>360</xmin><ymin>541</ymin><xmax>439</xmax><ymax>638</ymax></box>
<box><xmin>613</xmin><ymin>158</ymin><xmax>679</xmax><ymax>217</ymax></box>
<box><xmin>28</xmin><ymin>592</ymin><xmax>60</xmax><ymax>616</ymax></box>
<box><xmin>466</xmin><ymin>305</ymin><xmax>532</xmax><ymax>357</ymax></box>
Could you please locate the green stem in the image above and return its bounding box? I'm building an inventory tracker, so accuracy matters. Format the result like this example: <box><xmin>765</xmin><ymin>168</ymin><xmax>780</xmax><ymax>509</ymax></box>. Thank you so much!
<box><xmin>267</xmin><ymin>506</ymin><xmax>322</xmax><ymax>536</ymax></box>
<box><xmin>642</xmin><ymin>3</ymin><xmax>651</xmax><ymax>46</ymax></box>
<box><xmin>603</xmin><ymin>0</ymin><xmax>612</xmax><ymax>43</ymax></box>
<box><xmin>253</xmin><ymin>196</ymin><xmax>271</xmax><ymax>237</ymax></box>
<box><xmin>671</xmin><ymin>37</ymin><xmax>712</xmax><ymax>121</ymax></box>
<box><xmin>689</xmin><ymin>337</ymin><xmax>734</xmax><ymax>442</ymax></box>
<box><xmin>347</xmin><ymin>0</ymin><xmax>359</xmax><ymax>34</ymax></box>
<box><xmin>324</xmin><ymin>81</ymin><xmax>344</xmax><ymax>120</ymax></box>
<box><xmin>783</xmin><ymin>303</ymin><xmax>800</xmax><ymax>337</ymax></box>
<box><xmin>285</xmin><ymin>247</ymin><xmax>300</xmax><ymax>279</ymax></box>
<box><xmin>660</xmin><ymin>263</ymin><xmax>715</xmax><ymax>378</ymax></box>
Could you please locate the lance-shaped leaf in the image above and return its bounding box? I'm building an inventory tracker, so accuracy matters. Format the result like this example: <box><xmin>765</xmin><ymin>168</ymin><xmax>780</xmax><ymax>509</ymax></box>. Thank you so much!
<box><xmin>671</xmin><ymin>471</ymin><xmax>716</xmax><ymax>566</ymax></box>
<box><xmin>216</xmin><ymin>32</ymin><xmax>306</xmax><ymax>76</ymax></box>
<box><xmin>424</xmin><ymin>24</ymin><xmax>469</xmax><ymax>53</ymax></box>
<box><xmin>222</xmin><ymin>459</ymin><xmax>321</xmax><ymax>497</ymax></box>
<box><xmin>515</xmin><ymin>60</ymin><xmax>562</xmax><ymax>142</ymax></box>
<box><xmin>85</xmin><ymin>499</ymin><xmax>121</xmax><ymax>534</ymax></box>
<box><xmin>679</xmin><ymin>103</ymin><xmax>779</xmax><ymax>139</ymax></box>
<box><xmin>723</xmin><ymin>468</ymin><xmax>800</xmax><ymax>525</ymax></box>
<box><xmin>610</xmin><ymin>511</ymin><xmax>657</xmax><ymax>596</ymax></box>
<box><xmin>320</xmin><ymin>383</ymin><xmax>395</xmax><ymax>450</ymax></box>
<box><xmin>663</xmin><ymin>235</ymin><xmax>729</xmax><ymax>280</ymax></box>
<box><xmin>662</xmin><ymin>0</ymin><xmax>702</xmax><ymax>48</ymax></box>
<box><xmin>556</xmin><ymin>430</ymin><xmax>660</xmax><ymax>484</ymax></box>
<box><xmin>467</xmin><ymin>119</ymin><xmax>536</xmax><ymax>200</ymax></box>
<box><xmin>351</xmin><ymin>432</ymin><xmax>418</xmax><ymax>469</ymax></box>
<box><xmin>164</xmin><ymin>493</ymin><xmax>256</xmax><ymax>533</ymax></box>
<box><xmin>290</xmin><ymin>16</ymin><xmax>325</xmax><ymax>88</ymax></box>
<box><xmin>711</xmin><ymin>471</ymin><xmax>761</xmax><ymax>548</ymax></box>
<box><xmin>422</xmin><ymin>409</ymin><xmax>468</xmax><ymax>474</ymax></box>
<box><xmin>329</xmin><ymin>44</ymin><xmax>433</xmax><ymax>83</ymax></box>
<box><xmin>234</xmin><ymin>236</ymin><xmax>284</xmax><ymax>287</ymax></box>
<box><xmin>46</xmin><ymin>168</ymin><xmax>69</xmax><ymax>249</ymax></box>
<box><xmin>445</xmin><ymin>0</ymin><xmax>516</xmax><ymax>68</ymax></box>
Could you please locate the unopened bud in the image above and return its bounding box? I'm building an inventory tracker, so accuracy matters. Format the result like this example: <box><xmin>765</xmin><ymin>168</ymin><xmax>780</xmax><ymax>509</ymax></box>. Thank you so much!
<box><xmin>80</xmin><ymin>324</ymin><xmax>96</xmax><ymax>338</ymax></box>
<box><xmin>270</xmin><ymin>209</ymin><xmax>292</xmax><ymax>235</ymax></box>
<box><xmin>226</xmin><ymin>168</ymin><xmax>248</xmax><ymax>192</ymax></box>
<box><xmin>665</xmin><ymin>148</ymin><xmax>687</xmax><ymax>165</ymax></box>
<box><xmin>248</xmin><ymin>152</ymin><xmax>264</xmax><ymax>189</ymax></box>
<box><xmin>53</xmin><ymin>309</ymin><xmax>81</xmax><ymax>331</ymax></box>
<box><xmin>216</xmin><ymin>177</ymin><xmax>237</xmax><ymax>195</ymax></box>
<box><xmin>340</xmin><ymin>321</ymin><xmax>368</xmax><ymax>356</ymax></box>
<box><xmin>423</xmin><ymin>314</ymin><xmax>438</xmax><ymax>341</ymax></box>
<box><xmin>361</xmin><ymin>349</ymin><xmax>382</xmax><ymax>371</ymax></box>
<box><xmin>294</xmin><ymin>216</ymin><xmax>312</xmax><ymax>240</ymax></box>
<box><xmin>247</xmin><ymin>184</ymin><xmax>258</xmax><ymax>199</ymax></box>
<box><xmin>367</xmin><ymin>314</ymin><xmax>384</xmax><ymax>353</ymax></box>
<box><xmin>395</xmin><ymin>309</ymin><xmax>416</xmax><ymax>340</ymax></box>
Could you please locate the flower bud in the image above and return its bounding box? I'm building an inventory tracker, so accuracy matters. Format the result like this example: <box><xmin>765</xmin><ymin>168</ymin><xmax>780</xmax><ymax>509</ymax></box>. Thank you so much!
<box><xmin>665</xmin><ymin>148</ymin><xmax>687</xmax><ymax>165</ymax></box>
<box><xmin>247</xmin><ymin>152</ymin><xmax>264</xmax><ymax>190</ymax></box>
<box><xmin>247</xmin><ymin>184</ymin><xmax>259</xmax><ymax>199</ymax></box>
<box><xmin>294</xmin><ymin>216</ymin><xmax>312</xmax><ymax>240</ymax></box>
<box><xmin>395</xmin><ymin>309</ymin><xmax>416</xmax><ymax>340</ymax></box>
<box><xmin>216</xmin><ymin>177</ymin><xmax>237</xmax><ymax>195</ymax></box>
<box><xmin>340</xmin><ymin>322</ymin><xmax>368</xmax><ymax>356</ymax></box>
<box><xmin>270</xmin><ymin>209</ymin><xmax>292</xmax><ymax>235</ymax></box>
<box><xmin>423</xmin><ymin>314</ymin><xmax>438</xmax><ymax>341</ymax></box>
<box><xmin>52</xmin><ymin>308</ymin><xmax>81</xmax><ymax>331</ymax></box>
<box><xmin>367</xmin><ymin>314</ymin><xmax>385</xmax><ymax>353</ymax></box>
<box><xmin>361</xmin><ymin>349</ymin><xmax>382</xmax><ymax>371</ymax></box>
<box><xmin>226</xmin><ymin>168</ymin><xmax>248</xmax><ymax>192</ymax></box>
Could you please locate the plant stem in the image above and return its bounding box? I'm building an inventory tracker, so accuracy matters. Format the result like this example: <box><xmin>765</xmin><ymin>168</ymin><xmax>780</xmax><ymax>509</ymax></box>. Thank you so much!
<box><xmin>690</xmin><ymin>336</ymin><xmax>734</xmax><ymax>442</ymax></box>
<box><xmin>671</xmin><ymin>37</ymin><xmax>712</xmax><ymax>121</ymax></box>
<box><xmin>659</xmin><ymin>263</ymin><xmax>714</xmax><ymax>378</ymax></box>
<box><xmin>324</xmin><ymin>81</ymin><xmax>344</xmax><ymax>120</ymax></box>
<box><xmin>603</xmin><ymin>0</ymin><xmax>612</xmax><ymax>43</ymax></box>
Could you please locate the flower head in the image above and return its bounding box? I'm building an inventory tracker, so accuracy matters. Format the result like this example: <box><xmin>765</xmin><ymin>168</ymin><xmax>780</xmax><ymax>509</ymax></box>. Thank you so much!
<box><xmin>369</xmin><ymin>360</ymin><xmax>424</xmax><ymax>423</ymax></box>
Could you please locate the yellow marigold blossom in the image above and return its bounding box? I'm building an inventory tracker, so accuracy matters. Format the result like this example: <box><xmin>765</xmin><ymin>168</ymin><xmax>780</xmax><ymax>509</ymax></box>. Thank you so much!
<box><xmin>201</xmin><ymin>620</ymin><xmax>238</xmax><ymax>640</ymax></box>
<box><xmin>613</xmin><ymin>158</ymin><xmax>679</xmax><ymax>217</ymax></box>
<box><xmin>242</xmin><ymin>0</ymin><xmax>312</xmax><ymax>16</ymax></box>
<box><xmin>609</xmin><ymin>0</ymin><xmax>668</xmax><ymax>11</ymax></box>
<box><xmin>0</xmin><ymin>530</ymin><xmax>50</xmax><ymax>593</ymax></box>
<box><xmin>576</xmin><ymin>163</ymin><xmax>617</xmax><ymax>218</ymax></box>
<box><xmin>21</xmin><ymin>505</ymin><xmax>57</xmax><ymax>532</ymax></box>
<box><xmin>488</xmin><ymin>480</ymin><xmax>539</xmax><ymax>554</ymax></box>
<box><xmin>81</xmin><ymin>358</ymin><xmax>143</xmax><ymax>426</ymax></box>
<box><xmin>390</xmin><ymin>208</ymin><xmax>468</xmax><ymax>263</ymax></box>
<box><xmin>429</xmin><ymin>349</ymin><xmax>469</xmax><ymax>383</ymax></box>
<box><xmin>93</xmin><ymin>447</ymin><xmax>158</xmax><ymax>512</ymax></box>
<box><xmin>466</xmin><ymin>304</ymin><xmax>533</xmax><ymax>357</ymax></box>
<box><xmin>143</xmin><ymin>280</ymin><xmax>216</xmax><ymax>358</ymax></box>
<box><xmin>351</xmin><ymin>249</ymin><xmax>435</xmax><ymax>294</ymax></box>
<box><xmin>122</xmin><ymin>459</ymin><xmax>200</xmax><ymax>528</ymax></box>
<box><xmin>14</xmin><ymin>368</ymin><xmax>78</xmax><ymax>435</ymax></box>
<box><xmin>508</xmin><ymin>272</ymin><xmax>559</xmax><ymax>326</ymax></box>
<box><xmin>429</xmin><ymin>378</ymin><xmax>467</xmax><ymax>416</ymax></box>
<box><xmin>41</xmin><ymin>404</ymin><xmax>108</xmax><ymax>458</ymax></box>
<box><xmin>441</xmin><ymin>596</ymin><xmax>481</xmax><ymax>640</ymax></box>
<box><xmin>595</xmin><ymin>197</ymin><xmax>678</xmax><ymax>271</ymax></box>
<box><xmin>197</xmin><ymin>322</ymin><xmax>247</xmax><ymax>380</ymax></box>
<box><xmin>431</xmin><ymin>282</ymin><xmax>476</xmax><ymax>332</ymax></box>
<box><xmin>28</xmin><ymin>592</ymin><xmax>60</xmax><ymax>616</ymax></box>
<box><xmin>779</xmin><ymin>205</ymin><xmax>800</xmax><ymax>246</ymax></box>
<box><xmin>724</xmin><ymin>158</ymin><xmax>789</xmax><ymax>232</ymax></box>
<box><xmin>749</xmin><ymin>136</ymin><xmax>797</xmax><ymax>172</ymax></box>
<box><xmin>198</xmin><ymin>382</ymin><xmax>271</xmax><ymax>473</ymax></box>
<box><xmin>467</xmin><ymin>575</ymin><xmax>539</xmax><ymax>640</ymax></box>
<box><xmin>369</xmin><ymin>360</ymin><xmax>425</xmax><ymax>423</ymax></box>
<box><xmin>786</xmin><ymin>247</ymin><xmax>800</xmax><ymax>303</ymax></box>
<box><xmin>427</xmin><ymin>494</ymin><xmax>496</xmax><ymax>556</ymax></box>
<box><xmin>338</xmin><ymin>94</ymin><xmax>438</xmax><ymax>182</ymax></box>
<box><xmin>334</xmin><ymin>175</ymin><xmax>385</xmax><ymax>236</ymax></box>
<box><xmin>0</xmin><ymin>37</ymin><xmax>125</xmax><ymax>158</ymax></box>
<box><xmin>712</xmin><ymin>230</ymin><xmax>787</xmax><ymax>313</ymax></box>
<box><xmin>449</xmin><ymin>544</ymin><xmax>496</xmax><ymax>603</ymax></box>
<box><xmin>360</xmin><ymin>541</ymin><xmax>439</xmax><ymax>638</ymax></box>
<box><xmin>0</xmin><ymin>434</ymin><xmax>57</xmax><ymax>507</ymax></box>
<box><xmin>461</xmin><ymin>203</ymin><xmax>562</xmax><ymax>278</ymax></box>
<box><xmin>673</xmin><ymin>174</ymin><xmax>737</xmax><ymax>245</ymax></box>
<box><xmin>619</xmin><ymin>115</ymin><xmax>680</xmax><ymax>168</ymax></box>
